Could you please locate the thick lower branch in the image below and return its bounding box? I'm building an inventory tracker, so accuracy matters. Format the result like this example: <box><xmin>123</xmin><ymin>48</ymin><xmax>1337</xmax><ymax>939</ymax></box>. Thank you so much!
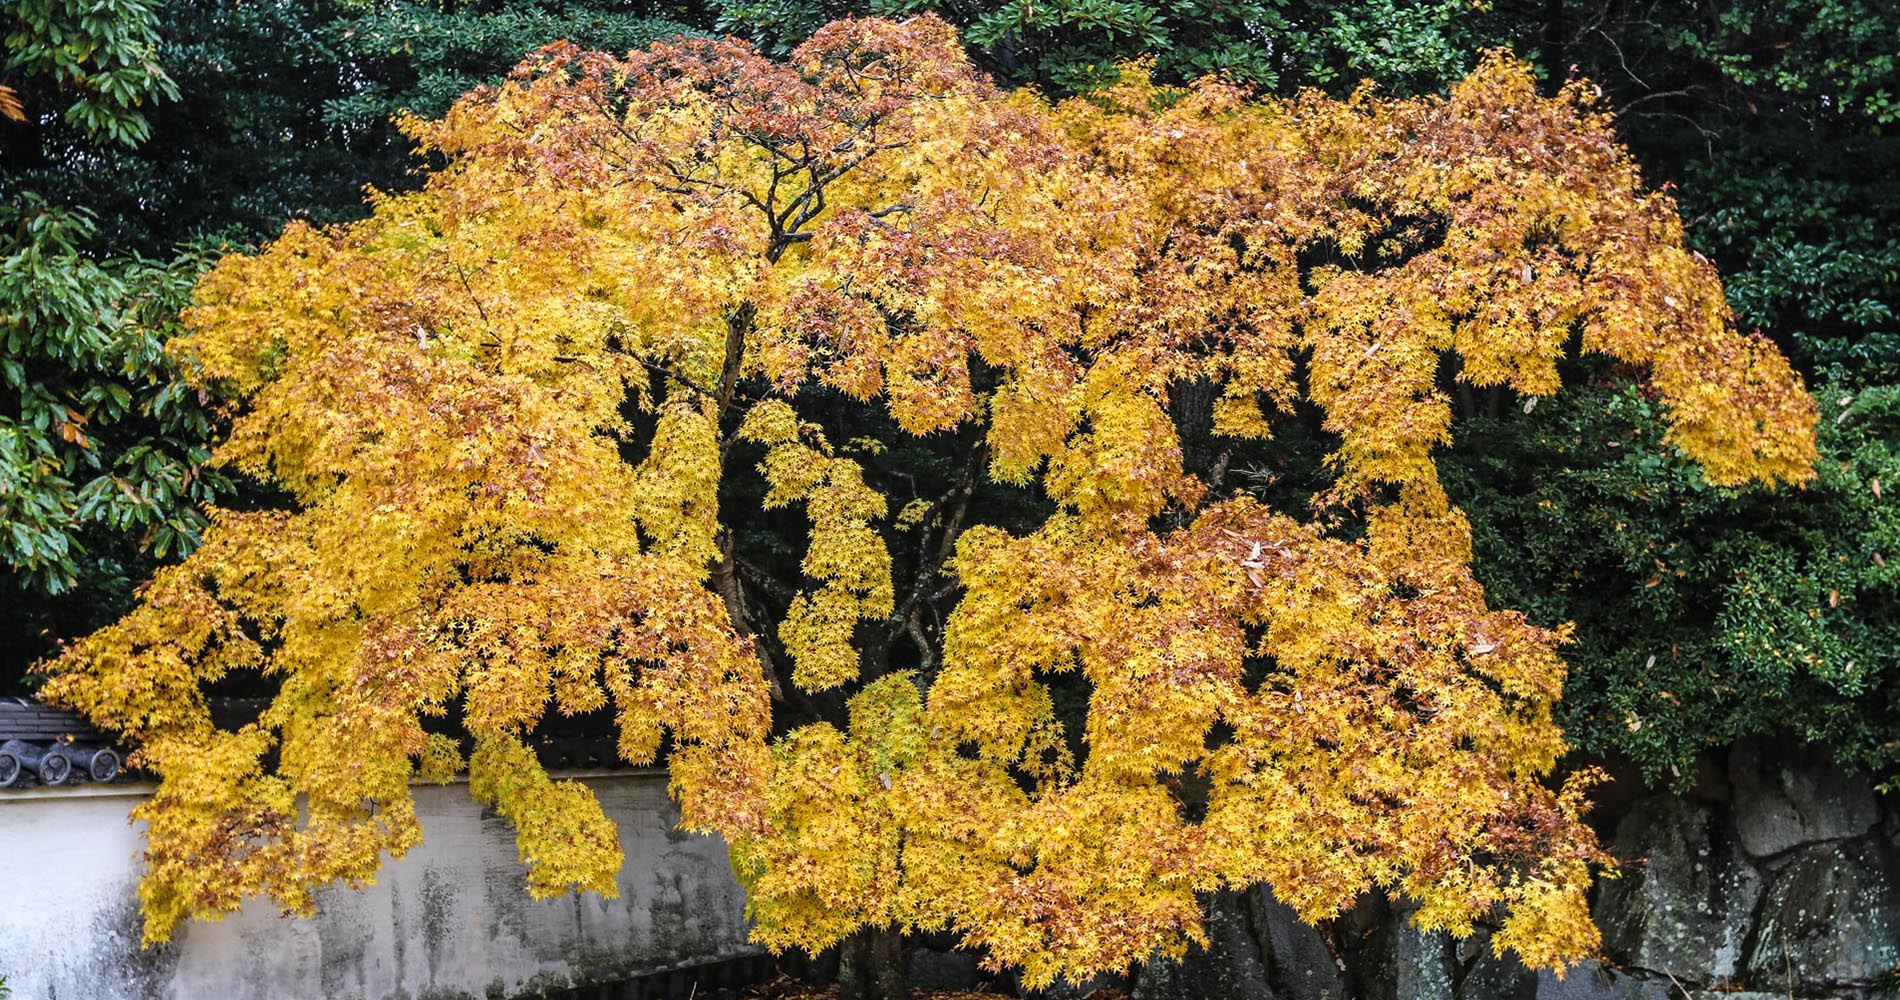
<box><xmin>715</xmin><ymin>303</ymin><xmax>754</xmax><ymax>425</ymax></box>
<box><xmin>712</xmin><ymin>531</ymin><xmax>786</xmax><ymax>706</ymax></box>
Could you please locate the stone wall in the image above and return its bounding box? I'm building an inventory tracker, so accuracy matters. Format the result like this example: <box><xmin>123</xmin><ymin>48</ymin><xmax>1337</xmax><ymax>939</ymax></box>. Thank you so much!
<box><xmin>1117</xmin><ymin>739</ymin><xmax>1900</xmax><ymax>1000</ymax></box>
<box><xmin>0</xmin><ymin>770</ymin><xmax>758</xmax><ymax>1000</ymax></box>
<box><xmin>1585</xmin><ymin>739</ymin><xmax>1899</xmax><ymax>999</ymax></box>
<box><xmin>3</xmin><ymin>742</ymin><xmax>1893</xmax><ymax>1000</ymax></box>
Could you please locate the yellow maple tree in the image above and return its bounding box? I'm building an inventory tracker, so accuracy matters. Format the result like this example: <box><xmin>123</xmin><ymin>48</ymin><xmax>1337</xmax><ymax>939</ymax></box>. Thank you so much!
<box><xmin>42</xmin><ymin>17</ymin><xmax>1814</xmax><ymax>997</ymax></box>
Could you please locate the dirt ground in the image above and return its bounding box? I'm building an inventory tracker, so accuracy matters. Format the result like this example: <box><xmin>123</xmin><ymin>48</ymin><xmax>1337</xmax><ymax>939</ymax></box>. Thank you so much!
<box><xmin>737</xmin><ymin>979</ymin><xmax>1128</xmax><ymax>1000</ymax></box>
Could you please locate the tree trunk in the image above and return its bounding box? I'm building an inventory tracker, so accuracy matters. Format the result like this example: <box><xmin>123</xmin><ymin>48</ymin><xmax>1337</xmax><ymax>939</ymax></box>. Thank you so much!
<box><xmin>837</xmin><ymin>925</ymin><xmax>907</xmax><ymax>1000</ymax></box>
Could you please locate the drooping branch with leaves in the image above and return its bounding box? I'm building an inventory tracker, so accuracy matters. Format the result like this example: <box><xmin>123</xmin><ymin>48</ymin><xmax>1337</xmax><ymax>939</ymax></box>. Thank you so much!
<box><xmin>43</xmin><ymin>16</ymin><xmax>1815</xmax><ymax>994</ymax></box>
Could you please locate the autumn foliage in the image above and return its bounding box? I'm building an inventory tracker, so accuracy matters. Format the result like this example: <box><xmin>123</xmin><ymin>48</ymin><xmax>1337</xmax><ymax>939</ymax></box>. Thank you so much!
<box><xmin>43</xmin><ymin>15</ymin><xmax>1816</xmax><ymax>986</ymax></box>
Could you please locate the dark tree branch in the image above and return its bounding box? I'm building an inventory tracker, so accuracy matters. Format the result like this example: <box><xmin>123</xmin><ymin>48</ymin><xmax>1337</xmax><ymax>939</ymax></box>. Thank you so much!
<box><xmin>712</xmin><ymin>531</ymin><xmax>787</xmax><ymax>706</ymax></box>
<box><xmin>715</xmin><ymin>303</ymin><xmax>754</xmax><ymax>424</ymax></box>
<box><xmin>877</xmin><ymin>441</ymin><xmax>988</xmax><ymax>683</ymax></box>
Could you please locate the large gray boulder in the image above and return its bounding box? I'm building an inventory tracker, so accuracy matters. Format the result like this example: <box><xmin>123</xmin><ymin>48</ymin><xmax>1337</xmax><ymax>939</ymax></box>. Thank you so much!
<box><xmin>1729</xmin><ymin>740</ymin><xmax>1879</xmax><ymax>858</ymax></box>
<box><xmin>1039</xmin><ymin>971</ymin><xmax>1128</xmax><ymax>998</ymax></box>
<box><xmin>1131</xmin><ymin>887</ymin><xmax>1356</xmax><ymax>1000</ymax></box>
<box><xmin>1453</xmin><ymin>928</ymin><xmax>1536</xmax><ymax>1000</ymax></box>
<box><xmin>1393</xmin><ymin>912</ymin><xmax>1456</xmax><ymax>1000</ymax></box>
<box><xmin>1744</xmin><ymin>838</ymin><xmax>1900</xmax><ymax>988</ymax></box>
<box><xmin>907</xmin><ymin>946</ymin><xmax>980</xmax><ymax>990</ymax></box>
<box><xmin>1531</xmin><ymin>966</ymin><xmax>1670</xmax><ymax>1000</ymax></box>
<box><xmin>1133</xmin><ymin>891</ymin><xmax>1278</xmax><ymax>1000</ymax></box>
<box><xmin>1249</xmin><ymin>888</ymin><xmax>1348</xmax><ymax>1000</ymax></box>
<box><xmin>1352</xmin><ymin>896</ymin><xmax>1454</xmax><ymax>1000</ymax></box>
<box><xmin>1595</xmin><ymin>794</ymin><xmax>1761</xmax><ymax>983</ymax></box>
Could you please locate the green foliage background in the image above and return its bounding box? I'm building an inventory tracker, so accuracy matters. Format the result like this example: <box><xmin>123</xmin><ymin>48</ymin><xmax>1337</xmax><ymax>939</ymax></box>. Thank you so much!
<box><xmin>3</xmin><ymin>0</ymin><xmax>1896</xmax><ymax>782</ymax></box>
<box><xmin>1445</xmin><ymin>376</ymin><xmax>1900</xmax><ymax>784</ymax></box>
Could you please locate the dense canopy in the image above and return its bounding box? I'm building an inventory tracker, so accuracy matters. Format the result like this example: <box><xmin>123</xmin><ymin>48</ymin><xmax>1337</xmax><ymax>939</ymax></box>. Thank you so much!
<box><xmin>43</xmin><ymin>15</ymin><xmax>1815</xmax><ymax>985</ymax></box>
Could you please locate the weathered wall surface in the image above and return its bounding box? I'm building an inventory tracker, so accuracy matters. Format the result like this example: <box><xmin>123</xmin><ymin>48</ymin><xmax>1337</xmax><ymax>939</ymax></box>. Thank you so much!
<box><xmin>1120</xmin><ymin>739</ymin><xmax>1900</xmax><ymax>1000</ymax></box>
<box><xmin>0</xmin><ymin>771</ymin><xmax>758</xmax><ymax>1000</ymax></box>
<box><xmin>3</xmin><ymin>744</ymin><xmax>1894</xmax><ymax>1000</ymax></box>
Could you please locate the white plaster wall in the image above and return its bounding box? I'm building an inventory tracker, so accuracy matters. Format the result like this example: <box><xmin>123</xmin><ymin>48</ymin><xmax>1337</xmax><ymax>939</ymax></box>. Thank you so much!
<box><xmin>0</xmin><ymin>771</ymin><xmax>758</xmax><ymax>1000</ymax></box>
